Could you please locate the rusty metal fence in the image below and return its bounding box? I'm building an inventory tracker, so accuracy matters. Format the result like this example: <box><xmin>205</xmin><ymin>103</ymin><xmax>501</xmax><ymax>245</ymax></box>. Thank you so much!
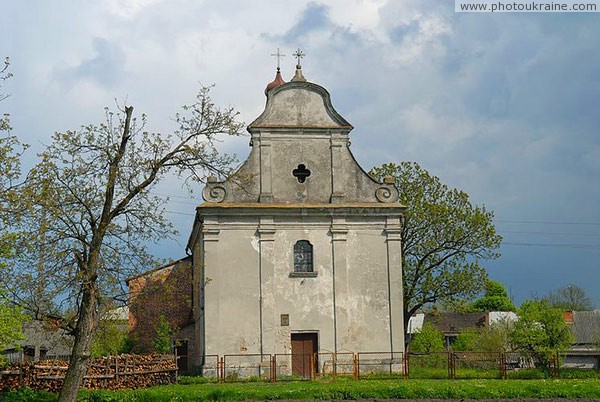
<box><xmin>406</xmin><ymin>352</ymin><xmax>449</xmax><ymax>379</ymax></box>
<box><xmin>451</xmin><ymin>352</ymin><xmax>503</xmax><ymax>379</ymax></box>
<box><xmin>199</xmin><ymin>355</ymin><xmax>219</xmax><ymax>382</ymax></box>
<box><xmin>357</xmin><ymin>352</ymin><xmax>405</xmax><ymax>379</ymax></box>
<box><xmin>189</xmin><ymin>351</ymin><xmax>589</xmax><ymax>382</ymax></box>
<box><xmin>313</xmin><ymin>352</ymin><xmax>335</xmax><ymax>377</ymax></box>
<box><xmin>273</xmin><ymin>354</ymin><xmax>313</xmax><ymax>381</ymax></box>
<box><xmin>334</xmin><ymin>352</ymin><xmax>356</xmax><ymax>377</ymax></box>
<box><xmin>222</xmin><ymin>354</ymin><xmax>271</xmax><ymax>382</ymax></box>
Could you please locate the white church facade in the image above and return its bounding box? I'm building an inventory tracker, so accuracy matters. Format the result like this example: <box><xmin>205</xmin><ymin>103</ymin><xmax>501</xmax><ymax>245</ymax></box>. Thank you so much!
<box><xmin>187</xmin><ymin>61</ymin><xmax>405</xmax><ymax>374</ymax></box>
<box><xmin>129</xmin><ymin>59</ymin><xmax>405</xmax><ymax>376</ymax></box>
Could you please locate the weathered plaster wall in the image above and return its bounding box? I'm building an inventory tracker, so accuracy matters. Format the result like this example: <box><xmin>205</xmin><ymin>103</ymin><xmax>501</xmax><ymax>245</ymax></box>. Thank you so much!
<box><xmin>263</xmin><ymin>224</ymin><xmax>336</xmax><ymax>355</ymax></box>
<box><xmin>200</xmin><ymin>211</ymin><xmax>404</xmax><ymax>358</ymax></box>
<box><xmin>202</xmin><ymin>225</ymin><xmax>261</xmax><ymax>355</ymax></box>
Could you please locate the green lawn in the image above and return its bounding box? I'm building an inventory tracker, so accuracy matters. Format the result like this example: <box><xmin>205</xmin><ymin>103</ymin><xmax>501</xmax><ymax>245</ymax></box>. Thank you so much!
<box><xmin>3</xmin><ymin>378</ymin><xmax>600</xmax><ymax>401</ymax></box>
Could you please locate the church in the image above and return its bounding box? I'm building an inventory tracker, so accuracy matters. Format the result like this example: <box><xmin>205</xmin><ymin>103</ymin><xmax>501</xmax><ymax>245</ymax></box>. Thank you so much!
<box><xmin>128</xmin><ymin>53</ymin><xmax>406</xmax><ymax>375</ymax></box>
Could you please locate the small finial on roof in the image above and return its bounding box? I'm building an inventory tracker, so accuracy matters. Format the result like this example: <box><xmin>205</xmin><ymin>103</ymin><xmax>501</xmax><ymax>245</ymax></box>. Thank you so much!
<box><xmin>291</xmin><ymin>48</ymin><xmax>306</xmax><ymax>82</ymax></box>
<box><xmin>265</xmin><ymin>48</ymin><xmax>287</xmax><ymax>95</ymax></box>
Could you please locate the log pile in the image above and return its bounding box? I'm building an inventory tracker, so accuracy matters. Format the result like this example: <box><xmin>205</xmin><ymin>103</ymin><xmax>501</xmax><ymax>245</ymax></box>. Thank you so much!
<box><xmin>0</xmin><ymin>354</ymin><xmax>176</xmax><ymax>392</ymax></box>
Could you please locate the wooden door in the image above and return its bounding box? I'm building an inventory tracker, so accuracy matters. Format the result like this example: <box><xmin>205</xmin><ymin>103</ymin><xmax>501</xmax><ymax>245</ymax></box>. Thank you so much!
<box><xmin>291</xmin><ymin>333</ymin><xmax>318</xmax><ymax>378</ymax></box>
<box><xmin>175</xmin><ymin>340</ymin><xmax>188</xmax><ymax>374</ymax></box>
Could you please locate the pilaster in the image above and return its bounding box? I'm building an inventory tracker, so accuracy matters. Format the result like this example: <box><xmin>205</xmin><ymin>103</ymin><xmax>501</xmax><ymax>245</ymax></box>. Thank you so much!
<box><xmin>258</xmin><ymin>217</ymin><xmax>276</xmax><ymax>355</ymax></box>
<box><xmin>384</xmin><ymin>216</ymin><xmax>404</xmax><ymax>353</ymax></box>
<box><xmin>258</xmin><ymin>134</ymin><xmax>274</xmax><ymax>203</ymax></box>
<box><xmin>330</xmin><ymin>133</ymin><xmax>347</xmax><ymax>203</ymax></box>
<box><xmin>331</xmin><ymin>217</ymin><xmax>348</xmax><ymax>353</ymax></box>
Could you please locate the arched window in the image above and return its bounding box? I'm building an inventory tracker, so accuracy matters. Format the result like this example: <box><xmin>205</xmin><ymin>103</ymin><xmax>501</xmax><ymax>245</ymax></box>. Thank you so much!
<box><xmin>293</xmin><ymin>240</ymin><xmax>313</xmax><ymax>272</ymax></box>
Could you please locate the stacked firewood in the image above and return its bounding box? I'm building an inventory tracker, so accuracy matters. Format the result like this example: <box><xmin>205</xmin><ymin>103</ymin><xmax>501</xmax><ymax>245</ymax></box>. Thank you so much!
<box><xmin>0</xmin><ymin>354</ymin><xmax>177</xmax><ymax>392</ymax></box>
<box><xmin>0</xmin><ymin>364</ymin><xmax>36</xmax><ymax>392</ymax></box>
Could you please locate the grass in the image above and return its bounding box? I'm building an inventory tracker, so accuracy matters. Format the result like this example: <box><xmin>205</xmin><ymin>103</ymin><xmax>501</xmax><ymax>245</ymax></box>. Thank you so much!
<box><xmin>3</xmin><ymin>377</ymin><xmax>600</xmax><ymax>401</ymax></box>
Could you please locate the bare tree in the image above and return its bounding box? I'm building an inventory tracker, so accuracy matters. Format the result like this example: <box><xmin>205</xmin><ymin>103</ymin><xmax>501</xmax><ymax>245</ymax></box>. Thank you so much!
<box><xmin>4</xmin><ymin>86</ymin><xmax>243</xmax><ymax>401</ymax></box>
<box><xmin>546</xmin><ymin>284</ymin><xmax>594</xmax><ymax>311</ymax></box>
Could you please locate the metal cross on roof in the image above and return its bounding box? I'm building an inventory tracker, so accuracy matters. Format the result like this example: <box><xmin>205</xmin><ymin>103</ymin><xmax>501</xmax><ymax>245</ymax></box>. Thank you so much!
<box><xmin>271</xmin><ymin>48</ymin><xmax>285</xmax><ymax>69</ymax></box>
<box><xmin>292</xmin><ymin>48</ymin><xmax>305</xmax><ymax>65</ymax></box>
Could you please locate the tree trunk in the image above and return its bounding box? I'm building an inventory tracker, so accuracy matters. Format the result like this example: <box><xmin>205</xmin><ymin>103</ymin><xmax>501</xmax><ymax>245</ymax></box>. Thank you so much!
<box><xmin>57</xmin><ymin>278</ymin><xmax>99</xmax><ymax>402</ymax></box>
<box><xmin>58</xmin><ymin>107</ymin><xmax>131</xmax><ymax>401</ymax></box>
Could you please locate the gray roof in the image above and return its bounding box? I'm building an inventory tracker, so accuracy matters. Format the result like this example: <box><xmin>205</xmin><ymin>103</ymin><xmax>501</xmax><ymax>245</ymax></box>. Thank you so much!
<box><xmin>572</xmin><ymin>311</ymin><xmax>600</xmax><ymax>344</ymax></box>
<box><xmin>424</xmin><ymin>312</ymin><xmax>487</xmax><ymax>334</ymax></box>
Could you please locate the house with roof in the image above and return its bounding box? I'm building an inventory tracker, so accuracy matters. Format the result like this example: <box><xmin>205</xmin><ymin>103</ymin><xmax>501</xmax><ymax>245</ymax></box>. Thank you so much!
<box><xmin>407</xmin><ymin>311</ymin><xmax>518</xmax><ymax>350</ymax></box>
<box><xmin>564</xmin><ymin>310</ymin><xmax>600</xmax><ymax>369</ymax></box>
<box><xmin>2</xmin><ymin>320</ymin><xmax>73</xmax><ymax>363</ymax></box>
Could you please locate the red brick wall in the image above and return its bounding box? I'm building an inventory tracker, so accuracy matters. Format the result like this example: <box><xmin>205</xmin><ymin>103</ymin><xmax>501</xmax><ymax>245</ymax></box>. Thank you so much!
<box><xmin>128</xmin><ymin>257</ymin><xmax>193</xmax><ymax>352</ymax></box>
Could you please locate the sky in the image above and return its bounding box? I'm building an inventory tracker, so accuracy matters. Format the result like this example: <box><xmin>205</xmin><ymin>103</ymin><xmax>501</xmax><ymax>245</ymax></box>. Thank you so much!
<box><xmin>2</xmin><ymin>0</ymin><xmax>599</xmax><ymax>307</ymax></box>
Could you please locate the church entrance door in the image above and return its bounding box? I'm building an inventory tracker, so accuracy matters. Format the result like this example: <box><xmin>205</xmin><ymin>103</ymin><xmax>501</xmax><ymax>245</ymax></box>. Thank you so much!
<box><xmin>291</xmin><ymin>332</ymin><xmax>318</xmax><ymax>378</ymax></box>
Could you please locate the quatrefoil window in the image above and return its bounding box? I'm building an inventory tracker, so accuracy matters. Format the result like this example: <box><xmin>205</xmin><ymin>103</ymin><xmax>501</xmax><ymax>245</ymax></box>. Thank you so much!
<box><xmin>292</xmin><ymin>164</ymin><xmax>311</xmax><ymax>183</ymax></box>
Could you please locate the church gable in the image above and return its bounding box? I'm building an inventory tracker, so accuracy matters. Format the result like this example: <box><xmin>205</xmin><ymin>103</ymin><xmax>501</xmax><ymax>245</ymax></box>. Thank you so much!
<box><xmin>249</xmin><ymin>82</ymin><xmax>351</xmax><ymax>129</ymax></box>
<box><xmin>202</xmin><ymin>67</ymin><xmax>399</xmax><ymax>205</ymax></box>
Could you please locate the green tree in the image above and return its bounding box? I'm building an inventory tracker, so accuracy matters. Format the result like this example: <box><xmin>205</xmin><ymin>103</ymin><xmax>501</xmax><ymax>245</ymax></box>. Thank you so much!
<box><xmin>410</xmin><ymin>322</ymin><xmax>445</xmax><ymax>352</ymax></box>
<box><xmin>475</xmin><ymin>319</ymin><xmax>514</xmax><ymax>353</ymax></box>
<box><xmin>1</xmin><ymin>57</ymin><xmax>12</xmax><ymax>131</ymax></box>
<box><xmin>4</xmin><ymin>86</ymin><xmax>243</xmax><ymax>402</ymax></box>
<box><xmin>151</xmin><ymin>315</ymin><xmax>174</xmax><ymax>354</ymax></box>
<box><xmin>91</xmin><ymin>319</ymin><xmax>131</xmax><ymax>357</ymax></box>
<box><xmin>0</xmin><ymin>56</ymin><xmax>25</xmax><ymax>217</ymax></box>
<box><xmin>545</xmin><ymin>284</ymin><xmax>594</xmax><ymax>311</ymax></box>
<box><xmin>453</xmin><ymin>328</ymin><xmax>480</xmax><ymax>351</ymax></box>
<box><xmin>470</xmin><ymin>279</ymin><xmax>516</xmax><ymax>312</ymax></box>
<box><xmin>370</xmin><ymin>162</ymin><xmax>502</xmax><ymax>334</ymax></box>
<box><xmin>510</xmin><ymin>299</ymin><xmax>574</xmax><ymax>367</ymax></box>
<box><xmin>0</xmin><ymin>296</ymin><xmax>26</xmax><ymax>357</ymax></box>
<box><xmin>0</xmin><ymin>57</ymin><xmax>27</xmax><ymax>355</ymax></box>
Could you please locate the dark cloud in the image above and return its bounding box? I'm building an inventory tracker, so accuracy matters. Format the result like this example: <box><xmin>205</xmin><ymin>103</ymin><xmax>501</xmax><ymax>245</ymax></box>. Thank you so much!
<box><xmin>55</xmin><ymin>37</ymin><xmax>125</xmax><ymax>88</ymax></box>
<box><xmin>262</xmin><ymin>2</ymin><xmax>333</xmax><ymax>44</ymax></box>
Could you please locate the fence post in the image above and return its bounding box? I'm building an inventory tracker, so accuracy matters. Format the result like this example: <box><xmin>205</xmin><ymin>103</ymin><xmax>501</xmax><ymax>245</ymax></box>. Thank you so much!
<box><xmin>174</xmin><ymin>349</ymin><xmax>178</xmax><ymax>383</ymax></box>
<box><xmin>404</xmin><ymin>352</ymin><xmax>409</xmax><ymax>379</ymax></box>
<box><xmin>115</xmin><ymin>355</ymin><xmax>119</xmax><ymax>383</ymax></box>
<box><xmin>219</xmin><ymin>357</ymin><xmax>224</xmax><ymax>383</ymax></box>
<box><xmin>500</xmin><ymin>352</ymin><xmax>506</xmax><ymax>380</ymax></box>
<box><xmin>333</xmin><ymin>352</ymin><xmax>337</xmax><ymax>378</ymax></box>
<box><xmin>354</xmin><ymin>354</ymin><xmax>359</xmax><ymax>380</ymax></box>
<box><xmin>271</xmin><ymin>355</ymin><xmax>276</xmax><ymax>383</ymax></box>
<box><xmin>447</xmin><ymin>351</ymin><xmax>455</xmax><ymax>380</ymax></box>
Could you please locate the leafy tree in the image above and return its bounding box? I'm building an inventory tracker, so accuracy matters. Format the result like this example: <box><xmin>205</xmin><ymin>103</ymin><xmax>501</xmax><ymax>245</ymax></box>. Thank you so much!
<box><xmin>1</xmin><ymin>57</ymin><xmax>12</xmax><ymax>131</ymax></box>
<box><xmin>510</xmin><ymin>299</ymin><xmax>574</xmax><ymax>368</ymax></box>
<box><xmin>91</xmin><ymin>319</ymin><xmax>131</xmax><ymax>357</ymax></box>
<box><xmin>453</xmin><ymin>328</ymin><xmax>480</xmax><ymax>351</ymax></box>
<box><xmin>0</xmin><ymin>57</ymin><xmax>27</xmax><ymax>355</ymax></box>
<box><xmin>151</xmin><ymin>315</ymin><xmax>175</xmax><ymax>354</ymax></box>
<box><xmin>0</xmin><ymin>296</ymin><xmax>26</xmax><ymax>356</ymax></box>
<box><xmin>0</xmin><ymin>56</ymin><xmax>25</xmax><ymax>214</ymax></box>
<box><xmin>476</xmin><ymin>319</ymin><xmax>514</xmax><ymax>353</ymax></box>
<box><xmin>370</xmin><ymin>162</ymin><xmax>502</xmax><ymax>334</ymax></box>
<box><xmin>470</xmin><ymin>279</ymin><xmax>516</xmax><ymax>312</ymax></box>
<box><xmin>3</xmin><ymin>86</ymin><xmax>243</xmax><ymax>402</ymax></box>
<box><xmin>545</xmin><ymin>284</ymin><xmax>594</xmax><ymax>311</ymax></box>
<box><xmin>410</xmin><ymin>322</ymin><xmax>445</xmax><ymax>352</ymax></box>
